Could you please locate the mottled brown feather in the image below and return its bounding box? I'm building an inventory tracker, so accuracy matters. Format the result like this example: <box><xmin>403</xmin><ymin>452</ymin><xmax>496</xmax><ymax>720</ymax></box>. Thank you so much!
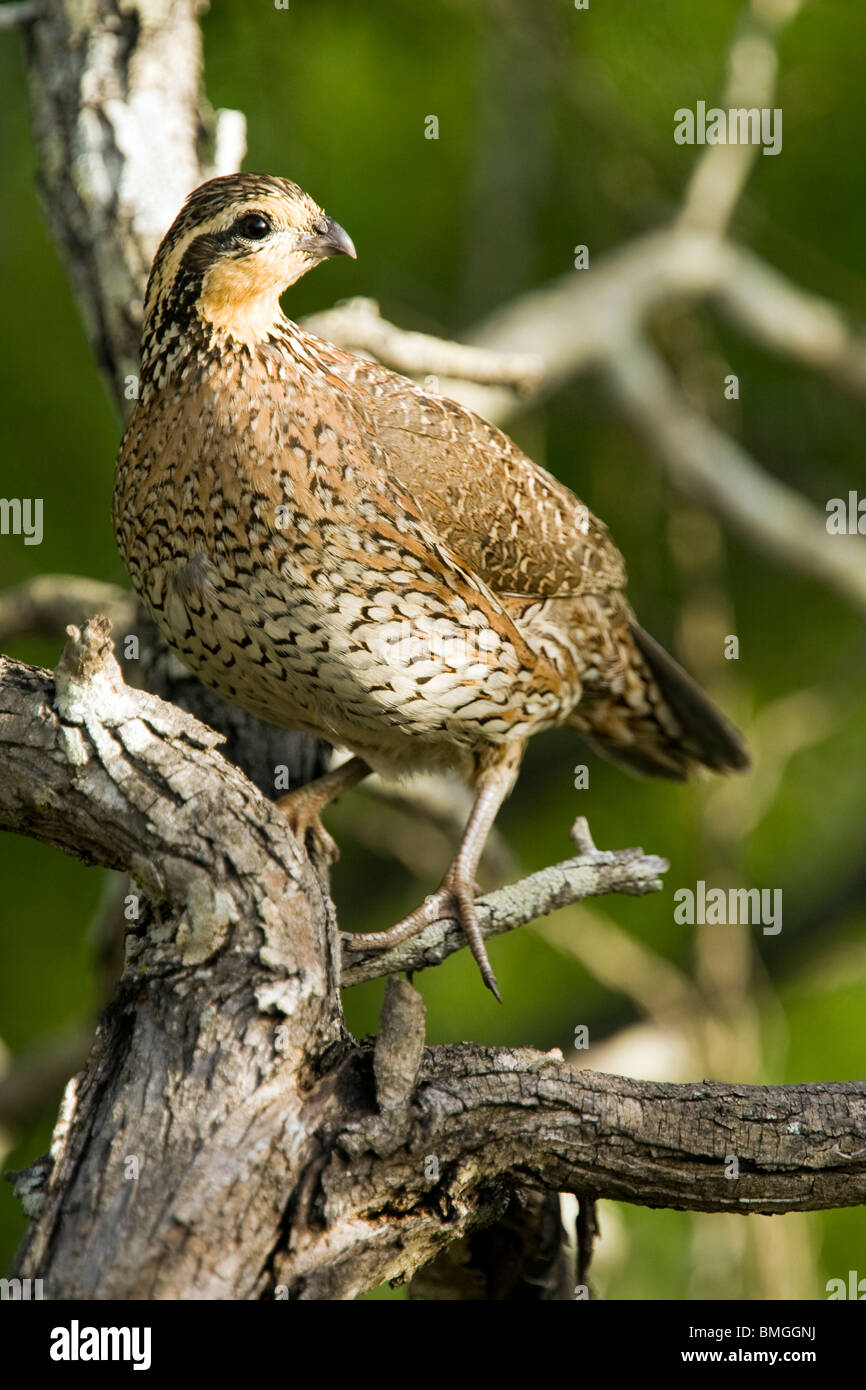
<box><xmin>114</xmin><ymin>173</ymin><xmax>749</xmax><ymax>795</ymax></box>
<box><xmin>320</xmin><ymin>350</ymin><xmax>628</xmax><ymax>599</ymax></box>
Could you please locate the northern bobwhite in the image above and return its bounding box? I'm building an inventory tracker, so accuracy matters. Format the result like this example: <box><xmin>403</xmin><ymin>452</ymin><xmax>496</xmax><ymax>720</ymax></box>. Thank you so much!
<box><xmin>114</xmin><ymin>173</ymin><xmax>749</xmax><ymax>999</ymax></box>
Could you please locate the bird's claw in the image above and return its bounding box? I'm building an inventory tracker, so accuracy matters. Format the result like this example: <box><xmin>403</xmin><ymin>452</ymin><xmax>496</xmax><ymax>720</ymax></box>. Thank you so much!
<box><xmin>277</xmin><ymin>791</ymin><xmax>340</xmax><ymax>863</ymax></box>
<box><xmin>358</xmin><ymin>874</ymin><xmax>501</xmax><ymax>1001</ymax></box>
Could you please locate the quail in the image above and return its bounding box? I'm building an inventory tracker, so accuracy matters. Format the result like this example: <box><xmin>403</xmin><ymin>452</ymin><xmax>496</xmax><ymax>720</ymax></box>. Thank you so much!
<box><xmin>114</xmin><ymin>173</ymin><xmax>750</xmax><ymax>999</ymax></box>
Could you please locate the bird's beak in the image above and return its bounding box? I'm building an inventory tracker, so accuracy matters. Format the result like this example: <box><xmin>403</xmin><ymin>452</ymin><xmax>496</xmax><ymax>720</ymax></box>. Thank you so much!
<box><xmin>301</xmin><ymin>216</ymin><xmax>357</xmax><ymax>261</ymax></box>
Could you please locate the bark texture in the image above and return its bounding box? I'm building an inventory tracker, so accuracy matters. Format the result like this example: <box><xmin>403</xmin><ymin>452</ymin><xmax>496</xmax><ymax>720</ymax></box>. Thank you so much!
<box><xmin>2</xmin><ymin>626</ymin><xmax>865</xmax><ymax>1299</ymax></box>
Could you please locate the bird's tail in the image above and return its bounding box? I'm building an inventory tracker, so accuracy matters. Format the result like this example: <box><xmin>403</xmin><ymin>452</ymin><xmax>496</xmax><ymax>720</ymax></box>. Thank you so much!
<box><xmin>568</xmin><ymin>622</ymin><xmax>750</xmax><ymax>781</ymax></box>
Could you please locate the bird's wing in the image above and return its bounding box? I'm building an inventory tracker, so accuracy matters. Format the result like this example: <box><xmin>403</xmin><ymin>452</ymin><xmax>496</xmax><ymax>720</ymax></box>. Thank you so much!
<box><xmin>238</xmin><ymin>355</ymin><xmax>562</xmax><ymax>684</ymax></box>
<box><xmin>322</xmin><ymin>350</ymin><xmax>627</xmax><ymax>599</ymax></box>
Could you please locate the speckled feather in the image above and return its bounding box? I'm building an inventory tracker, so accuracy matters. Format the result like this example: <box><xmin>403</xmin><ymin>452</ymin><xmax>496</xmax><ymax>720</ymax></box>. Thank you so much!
<box><xmin>114</xmin><ymin>174</ymin><xmax>749</xmax><ymax>791</ymax></box>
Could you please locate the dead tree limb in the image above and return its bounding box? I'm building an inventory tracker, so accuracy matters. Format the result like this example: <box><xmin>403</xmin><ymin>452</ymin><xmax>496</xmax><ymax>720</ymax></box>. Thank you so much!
<box><xmin>20</xmin><ymin>0</ymin><xmax>326</xmax><ymax>804</ymax></box>
<box><xmin>0</xmin><ymin>622</ymin><xmax>667</xmax><ymax>990</ymax></box>
<box><xmin>2</xmin><ymin>625</ymin><xmax>865</xmax><ymax>1299</ymax></box>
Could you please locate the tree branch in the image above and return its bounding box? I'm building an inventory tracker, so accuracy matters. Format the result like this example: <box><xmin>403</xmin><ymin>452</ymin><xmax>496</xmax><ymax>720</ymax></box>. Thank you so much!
<box><xmin>24</xmin><ymin>0</ymin><xmax>241</xmax><ymax>411</ymax></box>
<box><xmin>3</xmin><ymin>625</ymin><xmax>864</xmax><ymax>1297</ymax></box>
<box><xmin>341</xmin><ymin>822</ymin><xmax>667</xmax><ymax>987</ymax></box>
<box><xmin>271</xmin><ymin>1049</ymin><xmax>866</xmax><ymax>1299</ymax></box>
<box><xmin>607</xmin><ymin>332</ymin><xmax>866</xmax><ymax>613</ymax></box>
<box><xmin>0</xmin><ymin>3</ymin><xmax>37</xmax><ymax>32</ymax></box>
<box><xmin>302</xmin><ymin>296</ymin><xmax>542</xmax><ymax>392</ymax></box>
<box><xmin>0</xmin><ymin>623</ymin><xmax>666</xmax><ymax>988</ymax></box>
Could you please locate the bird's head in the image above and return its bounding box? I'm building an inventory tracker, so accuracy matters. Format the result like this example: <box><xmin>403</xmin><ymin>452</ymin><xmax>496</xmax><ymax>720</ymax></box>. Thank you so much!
<box><xmin>142</xmin><ymin>173</ymin><xmax>356</xmax><ymax>347</ymax></box>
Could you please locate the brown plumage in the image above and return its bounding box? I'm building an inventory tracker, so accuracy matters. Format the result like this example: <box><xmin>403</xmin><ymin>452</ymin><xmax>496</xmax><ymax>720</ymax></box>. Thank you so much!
<box><xmin>114</xmin><ymin>173</ymin><xmax>749</xmax><ymax>998</ymax></box>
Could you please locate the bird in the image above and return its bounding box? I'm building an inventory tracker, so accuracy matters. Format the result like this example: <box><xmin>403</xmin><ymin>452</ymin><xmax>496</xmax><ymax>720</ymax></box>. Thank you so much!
<box><xmin>114</xmin><ymin>172</ymin><xmax>750</xmax><ymax>1000</ymax></box>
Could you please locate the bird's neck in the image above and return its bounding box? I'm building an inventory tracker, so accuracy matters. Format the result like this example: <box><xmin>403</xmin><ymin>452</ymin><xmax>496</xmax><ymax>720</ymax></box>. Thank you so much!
<box><xmin>197</xmin><ymin>270</ymin><xmax>286</xmax><ymax>347</ymax></box>
<box><xmin>138</xmin><ymin>298</ymin><xmax>295</xmax><ymax>397</ymax></box>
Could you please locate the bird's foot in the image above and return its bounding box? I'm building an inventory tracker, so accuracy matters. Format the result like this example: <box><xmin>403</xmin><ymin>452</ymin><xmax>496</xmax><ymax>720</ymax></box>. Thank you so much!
<box><xmin>276</xmin><ymin>757</ymin><xmax>371</xmax><ymax>863</ymax></box>
<box><xmin>357</xmin><ymin>870</ymin><xmax>501</xmax><ymax>1002</ymax></box>
<box><xmin>276</xmin><ymin>788</ymin><xmax>340</xmax><ymax>863</ymax></box>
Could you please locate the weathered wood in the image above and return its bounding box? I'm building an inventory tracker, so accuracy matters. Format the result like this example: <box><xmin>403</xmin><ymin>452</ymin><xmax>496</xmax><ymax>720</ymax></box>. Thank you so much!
<box><xmin>2</xmin><ymin>625</ymin><xmax>864</xmax><ymax>1299</ymax></box>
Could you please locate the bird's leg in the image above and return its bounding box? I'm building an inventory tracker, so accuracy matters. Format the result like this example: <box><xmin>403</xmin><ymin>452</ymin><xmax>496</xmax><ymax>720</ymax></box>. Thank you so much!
<box><xmin>356</xmin><ymin>741</ymin><xmax>526</xmax><ymax>1000</ymax></box>
<box><xmin>277</xmin><ymin>755</ymin><xmax>371</xmax><ymax>862</ymax></box>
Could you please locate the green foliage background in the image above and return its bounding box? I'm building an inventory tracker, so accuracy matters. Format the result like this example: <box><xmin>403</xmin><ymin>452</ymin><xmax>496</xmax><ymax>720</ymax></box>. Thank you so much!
<box><xmin>1</xmin><ymin>0</ymin><xmax>864</xmax><ymax>1298</ymax></box>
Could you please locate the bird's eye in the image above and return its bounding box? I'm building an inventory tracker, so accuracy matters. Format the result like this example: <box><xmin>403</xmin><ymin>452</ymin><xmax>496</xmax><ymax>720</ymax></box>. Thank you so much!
<box><xmin>236</xmin><ymin>212</ymin><xmax>271</xmax><ymax>241</ymax></box>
